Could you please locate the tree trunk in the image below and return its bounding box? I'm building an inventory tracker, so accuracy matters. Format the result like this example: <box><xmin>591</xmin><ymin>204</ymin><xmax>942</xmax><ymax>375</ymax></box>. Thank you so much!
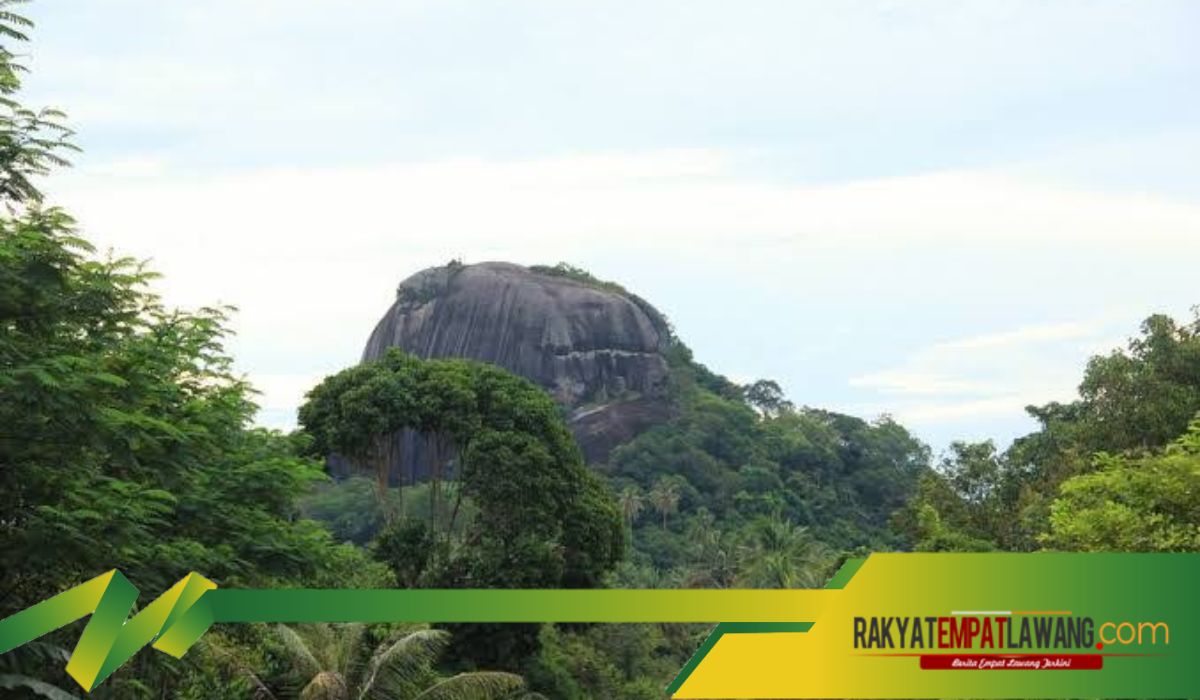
<box><xmin>374</xmin><ymin>434</ymin><xmax>400</xmax><ymax>523</ymax></box>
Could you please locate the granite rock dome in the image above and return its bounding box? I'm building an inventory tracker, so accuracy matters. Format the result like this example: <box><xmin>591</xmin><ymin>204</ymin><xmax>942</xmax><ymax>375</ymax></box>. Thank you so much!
<box><xmin>361</xmin><ymin>262</ymin><xmax>674</xmax><ymax>467</ymax></box>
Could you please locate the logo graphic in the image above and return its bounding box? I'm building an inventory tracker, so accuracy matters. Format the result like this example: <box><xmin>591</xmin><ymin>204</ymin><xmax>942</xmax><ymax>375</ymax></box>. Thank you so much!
<box><xmin>0</xmin><ymin>571</ymin><xmax>216</xmax><ymax>692</ymax></box>
<box><xmin>2</xmin><ymin>554</ymin><xmax>1197</xmax><ymax>697</ymax></box>
<box><xmin>666</xmin><ymin>553</ymin><xmax>1197</xmax><ymax>698</ymax></box>
<box><xmin>853</xmin><ymin>611</ymin><xmax>1168</xmax><ymax>671</ymax></box>
<box><xmin>0</xmin><ymin>578</ymin><xmax>816</xmax><ymax>693</ymax></box>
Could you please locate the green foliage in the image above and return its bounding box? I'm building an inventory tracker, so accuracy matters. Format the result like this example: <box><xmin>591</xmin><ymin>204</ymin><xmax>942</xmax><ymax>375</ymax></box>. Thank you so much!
<box><xmin>1014</xmin><ymin>311</ymin><xmax>1200</xmax><ymax>526</ymax></box>
<box><xmin>178</xmin><ymin>629</ymin><xmax>277</xmax><ymax>700</ymax></box>
<box><xmin>265</xmin><ymin>624</ymin><xmax>525</xmax><ymax>700</ymax></box>
<box><xmin>617</xmin><ymin>485</ymin><xmax>644</xmax><ymax>531</ymax></box>
<box><xmin>1045</xmin><ymin>421</ymin><xmax>1200</xmax><ymax>552</ymax></box>
<box><xmin>1073</xmin><ymin>313</ymin><xmax>1200</xmax><ymax>452</ymax></box>
<box><xmin>648</xmin><ymin>476</ymin><xmax>682</xmax><ymax>529</ymax></box>
<box><xmin>572</xmin><ymin>342</ymin><xmax>924</xmax><ymax>697</ymax></box>
<box><xmin>0</xmin><ymin>209</ymin><xmax>391</xmax><ymax>694</ymax></box>
<box><xmin>906</xmin><ymin>502</ymin><xmax>997</xmax><ymax>553</ymax></box>
<box><xmin>527</xmin><ymin>262</ymin><xmax>629</xmax><ymax>297</ymax></box>
<box><xmin>0</xmin><ymin>202</ymin><xmax>387</xmax><ymax>611</ymax></box>
<box><xmin>742</xmin><ymin>379</ymin><xmax>795</xmax><ymax>417</ymax></box>
<box><xmin>892</xmin><ymin>442</ymin><xmax>1011</xmax><ymax>551</ymax></box>
<box><xmin>301</xmin><ymin>350</ymin><xmax>624</xmax><ymax>592</ymax></box>
<box><xmin>10</xmin><ymin>4</ymin><xmax>1200</xmax><ymax>697</ymax></box>
<box><xmin>0</xmin><ymin>12</ymin><xmax>386</xmax><ymax>695</ymax></box>
<box><xmin>525</xmin><ymin>623</ymin><xmax>704</xmax><ymax>700</ymax></box>
<box><xmin>898</xmin><ymin>310</ymin><xmax>1200</xmax><ymax>554</ymax></box>
<box><xmin>606</xmin><ymin>354</ymin><xmax>929</xmax><ymax>584</ymax></box>
<box><xmin>373</xmin><ymin>519</ymin><xmax>434</xmax><ymax>588</ymax></box>
<box><xmin>301</xmin><ymin>476</ymin><xmax>401</xmax><ymax>545</ymax></box>
<box><xmin>536</xmin><ymin>334</ymin><xmax>925</xmax><ymax>696</ymax></box>
<box><xmin>301</xmin><ymin>351</ymin><xmax>625</xmax><ymax>670</ymax></box>
<box><xmin>0</xmin><ymin>642</ymin><xmax>78</xmax><ymax>700</ymax></box>
<box><xmin>0</xmin><ymin>0</ymin><xmax>77</xmax><ymax>205</ymax></box>
<box><xmin>734</xmin><ymin>517</ymin><xmax>835</xmax><ymax>588</ymax></box>
<box><xmin>300</xmin><ymin>477</ymin><xmax>470</xmax><ymax>547</ymax></box>
<box><xmin>528</xmin><ymin>262</ymin><xmax>672</xmax><ymax>339</ymax></box>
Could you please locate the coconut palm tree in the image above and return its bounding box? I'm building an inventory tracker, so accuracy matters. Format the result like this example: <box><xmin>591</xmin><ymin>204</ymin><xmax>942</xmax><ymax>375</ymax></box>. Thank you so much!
<box><xmin>648</xmin><ymin>477</ymin><xmax>681</xmax><ymax>530</ymax></box>
<box><xmin>272</xmin><ymin>624</ymin><xmax>524</xmax><ymax>700</ymax></box>
<box><xmin>682</xmin><ymin>508</ymin><xmax>737</xmax><ymax>588</ymax></box>
<box><xmin>617</xmin><ymin>485</ymin><xmax>644</xmax><ymax>530</ymax></box>
<box><xmin>735</xmin><ymin>517</ymin><xmax>833</xmax><ymax>589</ymax></box>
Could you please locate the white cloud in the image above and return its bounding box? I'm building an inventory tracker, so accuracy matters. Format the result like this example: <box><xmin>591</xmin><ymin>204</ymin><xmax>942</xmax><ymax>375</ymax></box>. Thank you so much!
<box><xmin>846</xmin><ymin>318</ymin><xmax>1140</xmax><ymax>432</ymax></box>
<box><xmin>16</xmin><ymin>0</ymin><xmax>1197</xmax><ymax>449</ymax></box>
<box><xmin>886</xmin><ymin>397</ymin><xmax>1041</xmax><ymax>424</ymax></box>
<box><xmin>848</xmin><ymin>371</ymin><xmax>997</xmax><ymax>397</ymax></box>
<box><xmin>41</xmin><ymin>151</ymin><xmax>1200</xmax><ymax>433</ymax></box>
<box><xmin>50</xmin><ymin>151</ymin><xmax>1200</xmax><ymax>261</ymax></box>
<box><xmin>87</xmin><ymin>157</ymin><xmax>169</xmax><ymax>179</ymax></box>
<box><xmin>248</xmin><ymin>372</ymin><xmax>327</xmax><ymax>429</ymax></box>
<box><xmin>927</xmin><ymin>321</ymin><xmax>1096</xmax><ymax>352</ymax></box>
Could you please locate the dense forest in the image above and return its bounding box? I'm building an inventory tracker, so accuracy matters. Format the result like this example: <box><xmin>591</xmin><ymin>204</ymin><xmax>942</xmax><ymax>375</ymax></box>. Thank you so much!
<box><xmin>3</xmin><ymin>4</ymin><xmax>1200</xmax><ymax>699</ymax></box>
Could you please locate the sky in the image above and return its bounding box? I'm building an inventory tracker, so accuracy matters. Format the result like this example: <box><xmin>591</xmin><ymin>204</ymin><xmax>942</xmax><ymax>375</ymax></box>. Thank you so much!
<box><xmin>19</xmin><ymin>0</ymin><xmax>1200</xmax><ymax>453</ymax></box>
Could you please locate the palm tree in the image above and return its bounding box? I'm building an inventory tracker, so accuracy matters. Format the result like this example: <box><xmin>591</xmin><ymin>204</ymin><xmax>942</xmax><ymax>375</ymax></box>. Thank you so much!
<box><xmin>272</xmin><ymin>624</ymin><xmax>524</xmax><ymax>700</ymax></box>
<box><xmin>617</xmin><ymin>485</ymin><xmax>644</xmax><ymax>531</ymax></box>
<box><xmin>648</xmin><ymin>477</ymin><xmax>681</xmax><ymax>530</ymax></box>
<box><xmin>682</xmin><ymin>508</ymin><xmax>737</xmax><ymax>588</ymax></box>
<box><xmin>735</xmin><ymin>517</ymin><xmax>832</xmax><ymax>589</ymax></box>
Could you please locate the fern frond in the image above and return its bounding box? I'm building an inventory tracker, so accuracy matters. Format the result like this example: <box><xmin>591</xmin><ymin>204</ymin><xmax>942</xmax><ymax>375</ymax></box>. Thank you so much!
<box><xmin>198</xmin><ymin>636</ymin><xmax>279</xmax><ymax>700</ymax></box>
<box><xmin>273</xmin><ymin>624</ymin><xmax>326</xmax><ymax>680</ymax></box>
<box><xmin>0</xmin><ymin>10</ymin><xmax>33</xmax><ymax>27</ymax></box>
<box><xmin>300</xmin><ymin>670</ymin><xmax>350</xmax><ymax>700</ymax></box>
<box><xmin>410</xmin><ymin>672</ymin><xmax>525</xmax><ymax>700</ymax></box>
<box><xmin>0</xmin><ymin>24</ymin><xmax>29</xmax><ymax>41</ymax></box>
<box><xmin>358</xmin><ymin>628</ymin><xmax>450</xmax><ymax>700</ymax></box>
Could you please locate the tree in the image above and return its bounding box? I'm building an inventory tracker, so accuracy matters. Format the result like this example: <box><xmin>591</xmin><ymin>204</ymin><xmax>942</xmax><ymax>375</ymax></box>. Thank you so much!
<box><xmin>617</xmin><ymin>485</ymin><xmax>644</xmax><ymax>531</ymax></box>
<box><xmin>743</xmin><ymin>379</ymin><xmax>794</xmax><ymax>418</ymax></box>
<box><xmin>1018</xmin><ymin>311</ymin><xmax>1200</xmax><ymax>458</ymax></box>
<box><xmin>271</xmin><ymin>625</ymin><xmax>524</xmax><ymax>700</ymax></box>
<box><xmin>907</xmin><ymin>503</ymin><xmax>997</xmax><ymax>553</ymax></box>
<box><xmin>734</xmin><ymin>517</ymin><xmax>834</xmax><ymax>589</ymax></box>
<box><xmin>301</xmin><ymin>351</ymin><xmax>624</xmax><ymax>590</ymax></box>
<box><xmin>648</xmin><ymin>477</ymin><xmax>681</xmax><ymax>530</ymax></box>
<box><xmin>0</xmin><ymin>0</ymin><xmax>77</xmax><ymax>206</ymax></box>
<box><xmin>894</xmin><ymin>310</ymin><xmax>1200</xmax><ymax>555</ymax></box>
<box><xmin>301</xmin><ymin>351</ymin><xmax>624</xmax><ymax>670</ymax></box>
<box><xmin>0</xmin><ymin>211</ymin><xmax>387</xmax><ymax>603</ymax></box>
<box><xmin>0</xmin><ymin>210</ymin><xmax>391</xmax><ymax>692</ymax></box>
<box><xmin>1073</xmin><ymin>313</ymin><xmax>1200</xmax><ymax>452</ymax></box>
<box><xmin>373</xmin><ymin>519</ymin><xmax>435</xmax><ymax>589</ymax></box>
<box><xmin>1045</xmin><ymin>420</ymin><xmax>1200</xmax><ymax>552</ymax></box>
<box><xmin>0</xmin><ymin>7</ymin><xmax>388</xmax><ymax>696</ymax></box>
<box><xmin>297</xmin><ymin>353</ymin><xmax>425</xmax><ymax>521</ymax></box>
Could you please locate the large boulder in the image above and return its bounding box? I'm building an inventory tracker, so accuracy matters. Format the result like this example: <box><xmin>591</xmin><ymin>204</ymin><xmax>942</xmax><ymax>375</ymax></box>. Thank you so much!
<box><xmin>360</xmin><ymin>262</ymin><xmax>674</xmax><ymax>474</ymax></box>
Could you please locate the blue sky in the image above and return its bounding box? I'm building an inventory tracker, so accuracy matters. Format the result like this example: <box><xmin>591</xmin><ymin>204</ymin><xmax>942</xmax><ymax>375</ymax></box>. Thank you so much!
<box><xmin>22</xmin><ymin>1</ymin><xmax>1200</xmax><ymax>453</ymax></box>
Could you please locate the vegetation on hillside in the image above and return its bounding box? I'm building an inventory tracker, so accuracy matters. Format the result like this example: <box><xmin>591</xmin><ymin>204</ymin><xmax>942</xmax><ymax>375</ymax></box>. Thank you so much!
<box><xmin>529</xmin><ymin>262</ymin><xmax>672</xmax><ymax>337</ymax></box>
<box><xmin>895</xmin><ymin>311</ymin><xmax>1200</xmax><ymax>554</ymax></box>
<box><xmin>299</xmin><ymin>350</ymin><xmax>624</xmax><ymax>671</ymax></box>
<box><xmin>3</xmin><ymin>3</ymin><xmax>1200</xmax><ymax>698</ymax></box>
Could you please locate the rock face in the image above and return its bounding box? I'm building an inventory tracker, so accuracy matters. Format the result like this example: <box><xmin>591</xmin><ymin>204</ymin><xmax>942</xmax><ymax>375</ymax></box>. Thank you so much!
<box><xmin>361</xmin><ymin>262</ymin><xmax>674</xmax><ymax>472</ymax></box>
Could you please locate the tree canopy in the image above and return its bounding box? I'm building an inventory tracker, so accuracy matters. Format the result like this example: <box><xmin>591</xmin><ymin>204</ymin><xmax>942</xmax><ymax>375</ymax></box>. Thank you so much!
<box><xmin>897</xmin><ymin>309</ymin><xmax>1200</xmax><ymax>555</ymax></box>
<box><xmin>0</xmin><ymin>5</ymin><xmax>392</xmax><ymax>695</ymax></box>
<box><xmin>5</xmin><ymin>1</ymin><xmax>1200</xmax><ymax>696</ymax></box>
<box><xmin>300</xmin><ymin>348</ymin><xmax>625</xmax><ymax>592</ymax></box>
<box><xmin>1046</xmin><ymin>420</ymin><xmax>1200</xmax><ymax>552</ymax></box>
